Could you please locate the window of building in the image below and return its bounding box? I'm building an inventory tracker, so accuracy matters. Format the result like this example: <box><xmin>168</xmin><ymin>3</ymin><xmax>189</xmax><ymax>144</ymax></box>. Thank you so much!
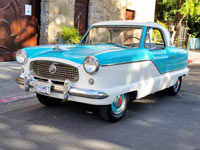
<box><xmin>125</xmin><ymin>9</ymin><xmax>136</xmax><ymax>20</ymax></box>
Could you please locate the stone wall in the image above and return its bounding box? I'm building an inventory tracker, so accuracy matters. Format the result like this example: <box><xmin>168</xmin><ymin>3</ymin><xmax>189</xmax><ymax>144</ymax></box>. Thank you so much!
<box><xmin>88</xmin><ymin>0</ymin><xmax>127</xmax><ymax>25</ymax></box>
<box><xmin>40</xmin><ymin>0</ymin><xmax>75</xmax><ymax>44</ymax></box>
<box><xmin>40</xmin><ymin>0</ymin><xmax>156</xmax><ymax>45</ymax></box>
<box><xmin>88</xmin><ymin>0</ymin><xmax>156</xmax><ymax>25</ymax></box>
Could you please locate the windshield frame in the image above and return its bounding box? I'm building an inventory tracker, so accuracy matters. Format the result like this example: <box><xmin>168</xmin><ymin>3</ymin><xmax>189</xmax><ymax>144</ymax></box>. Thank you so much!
<box><xmin>79</xmin><ymin>25</ymin><xmax>144</xmax><ymax>48</ymax></box>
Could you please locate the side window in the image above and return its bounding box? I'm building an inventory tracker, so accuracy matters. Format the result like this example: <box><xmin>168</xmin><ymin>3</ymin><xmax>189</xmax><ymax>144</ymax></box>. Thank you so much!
<box><xmin>145</xmin><ymin>28</ymin><xmax>165</xmax><ymax>50</ymax></box>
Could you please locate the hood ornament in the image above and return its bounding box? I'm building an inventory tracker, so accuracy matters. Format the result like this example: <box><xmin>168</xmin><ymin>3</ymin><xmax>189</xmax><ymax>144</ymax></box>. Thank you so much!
<box><xmin>53</xmin><ymin>46</ymin><xmax>63</xmax><ymax>52</ymax></box>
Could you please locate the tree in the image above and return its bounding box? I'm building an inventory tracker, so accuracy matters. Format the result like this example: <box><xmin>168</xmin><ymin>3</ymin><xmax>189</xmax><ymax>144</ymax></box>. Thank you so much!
<box><xmin>187</xmin><ymin>16</ymin><xmax>200</xmax><ymax>38</ymax></box>
<box><xmin>155</xmin><ymin>0</ymin><xmax>200</xmax><ymax>42</ymax></box>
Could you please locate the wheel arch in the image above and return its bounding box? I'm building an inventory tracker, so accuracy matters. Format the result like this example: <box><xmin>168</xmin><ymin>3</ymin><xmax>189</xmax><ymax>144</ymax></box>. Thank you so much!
<box><xmin>126</xmin><ymin>90</ymin><xmax>138</xmax><ymax>101</ymax></box>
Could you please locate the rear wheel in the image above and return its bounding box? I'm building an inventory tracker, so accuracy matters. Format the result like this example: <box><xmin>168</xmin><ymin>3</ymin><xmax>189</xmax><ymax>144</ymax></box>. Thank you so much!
<box><xmin>166</xmin><ymin>77</ymin><xmax>182</xmax><ymax>96</ymax></box>
<box><xmin>98</xmin><ymin>94</ymin><xmax>128</xmax><ymax>122</ymax></box>
<box><xmin>36</xmin><ymin>94</ymin><xmax>63</xmax><ymax>107</ymax></box>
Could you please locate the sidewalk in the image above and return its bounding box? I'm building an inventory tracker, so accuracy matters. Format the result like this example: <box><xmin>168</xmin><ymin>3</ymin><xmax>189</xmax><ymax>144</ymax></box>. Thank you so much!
<box><xmin>188</xmin><ymin>50</ymin><xmax>200</xmax><ymax>64</ymax></box>
<box><xmin>0</xmin><ymin>50</ymin><xmax>199</xmax><ymax>104</ymax></box>
<box><xmin>0</xmin><ymin>61</ymin><xmax>35</xmax><ymax>104</ymax></box>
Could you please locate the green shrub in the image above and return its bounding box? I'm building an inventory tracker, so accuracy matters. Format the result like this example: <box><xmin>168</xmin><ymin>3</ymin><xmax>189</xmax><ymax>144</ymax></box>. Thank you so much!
<box><xmin>60</xmin><ymin>26</ymin><xmax>82</xmax><ymax>44</ymax></box>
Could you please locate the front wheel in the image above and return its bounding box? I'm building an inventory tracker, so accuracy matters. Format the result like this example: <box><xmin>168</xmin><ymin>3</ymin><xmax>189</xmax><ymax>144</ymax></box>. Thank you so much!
<box><xmin>98</xmin><ymin>94</ymin><xmax>128</xmax><ymax>122</ymax></box>
<box><xmin>36</xmin><ymin>94</ymin><xmax>63</xmax><ymax>107</ymax></box>
<box><xmin>166</xmin><ymin>77</ymin><xmax>182</xmax><ymax>96</ymax></box>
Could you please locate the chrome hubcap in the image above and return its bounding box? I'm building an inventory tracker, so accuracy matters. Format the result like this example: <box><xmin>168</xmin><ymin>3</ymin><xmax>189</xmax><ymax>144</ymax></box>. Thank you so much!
<box><xmin>112</xmin><ymin>94</ymin><xmax>126</xmax><ymax>115</ymax></box>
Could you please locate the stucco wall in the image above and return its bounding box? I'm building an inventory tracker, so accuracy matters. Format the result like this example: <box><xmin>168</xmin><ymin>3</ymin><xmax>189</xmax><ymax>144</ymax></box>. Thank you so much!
<box><xmin>127</xmin><ymin>0</ymin><xmax>156</xmax><ymax>22</ymax></box>
<box><xmin>40</xmin><ymin>0</ymin><xmax>156</xmax><ymax>44</ymax></box>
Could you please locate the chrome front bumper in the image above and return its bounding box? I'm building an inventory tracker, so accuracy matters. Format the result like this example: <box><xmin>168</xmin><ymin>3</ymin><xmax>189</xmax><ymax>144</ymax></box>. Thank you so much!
<box><xmin>16</xmin><ymin>76</ymin><xmax>109</xmax><ymax>99</ymax></box>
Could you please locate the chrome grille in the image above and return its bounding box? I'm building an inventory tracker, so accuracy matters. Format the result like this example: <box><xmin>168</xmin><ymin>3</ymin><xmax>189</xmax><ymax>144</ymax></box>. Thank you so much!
<box><xmin>31</xmin><ymin>61</ymin><xmax>79</xmax><ymax>82</ymax></box>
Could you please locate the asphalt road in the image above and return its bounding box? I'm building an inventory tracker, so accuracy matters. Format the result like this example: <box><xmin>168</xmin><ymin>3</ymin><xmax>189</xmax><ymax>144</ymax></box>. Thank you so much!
<box><xmin>0</xmin><ymin>64</ymin><xmax>200</xmax><ymax>150</ymax></box>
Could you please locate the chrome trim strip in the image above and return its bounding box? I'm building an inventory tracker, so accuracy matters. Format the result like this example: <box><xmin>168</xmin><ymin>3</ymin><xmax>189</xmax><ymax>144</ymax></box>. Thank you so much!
<box><xmin>16</xmin><ymin>77</ymin><xmax>109</xmax><ymax>99</ymax></box>
<box><xmin>31</xmin><ymin>73</ymin><xmax>65</xmax><ymax>83</ymax></box>
<box><xmin>101</xmin><ymin>60</ymin><xmax>149</xmax><ymax>67</ymax></box>
<box><xmin>69</xmin><ymin>88</ymin><xmax>109</xmax><ymax>99</ymax></box>
<box><xmin>101</xmin><ymin>60</ymin><xmax>188</xmax><ymax>75</ymax></box>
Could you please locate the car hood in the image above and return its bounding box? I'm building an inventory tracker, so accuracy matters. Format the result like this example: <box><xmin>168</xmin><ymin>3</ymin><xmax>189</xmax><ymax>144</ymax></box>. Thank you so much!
<box><xmin>24</xmin><ymin>44</ymin><xmax>128</xmax><ymax>64</ymax></box>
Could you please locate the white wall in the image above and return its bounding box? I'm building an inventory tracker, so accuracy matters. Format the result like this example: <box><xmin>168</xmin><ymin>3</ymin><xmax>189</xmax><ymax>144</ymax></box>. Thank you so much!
<box><xmin>127</xmin><ymin>0</ymin><xmax>156</xmax><ymax>22</ymax></box>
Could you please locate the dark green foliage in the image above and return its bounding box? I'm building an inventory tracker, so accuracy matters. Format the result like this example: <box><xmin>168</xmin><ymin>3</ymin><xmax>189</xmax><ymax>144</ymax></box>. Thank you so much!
<box><xmin>187</xmin><ymin>16</ymin><xmax>200</xmax><ymax>38</ymax></box>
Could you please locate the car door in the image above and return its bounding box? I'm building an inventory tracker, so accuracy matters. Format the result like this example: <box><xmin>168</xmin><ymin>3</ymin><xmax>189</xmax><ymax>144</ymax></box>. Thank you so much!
<box><xmin>145</xmin><ymin>27</ymin><xmax>172</xmax><ymax>74</ymax></box>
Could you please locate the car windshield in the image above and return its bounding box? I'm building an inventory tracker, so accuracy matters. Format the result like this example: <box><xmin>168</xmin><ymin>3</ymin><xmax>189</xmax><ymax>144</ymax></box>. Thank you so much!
<box><xmin>80</xmin><ymin>26</ymin><xmax>143</xmax><ymax>48</ymax></box>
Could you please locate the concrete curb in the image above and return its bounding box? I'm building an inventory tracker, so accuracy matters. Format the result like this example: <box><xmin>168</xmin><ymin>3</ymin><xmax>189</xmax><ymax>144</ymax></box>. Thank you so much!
<box><xmin>0</xmin><ymin>93</ymin><xmax>35</xmax><ymax>104</ymax></box>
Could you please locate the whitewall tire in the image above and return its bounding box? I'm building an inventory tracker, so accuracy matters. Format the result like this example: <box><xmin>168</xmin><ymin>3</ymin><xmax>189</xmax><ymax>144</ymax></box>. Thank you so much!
<box><xmin>98</xmin><ymin>94</ymin><xmax>128</xmax><ymax>122</ymax></box>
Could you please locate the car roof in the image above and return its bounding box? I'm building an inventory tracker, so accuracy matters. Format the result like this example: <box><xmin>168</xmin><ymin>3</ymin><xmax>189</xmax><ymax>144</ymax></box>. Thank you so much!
<box><xmin>92</xmin><ymin>20</ymin><xmax>172</xmax><ymax>47</ymax></box>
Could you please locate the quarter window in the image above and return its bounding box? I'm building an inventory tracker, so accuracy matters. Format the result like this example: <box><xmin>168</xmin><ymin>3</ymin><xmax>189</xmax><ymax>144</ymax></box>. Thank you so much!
<box><xmin>145</xmin><ymin>28</ymin><xmax>165</xmax><ymax>50</ymax></box>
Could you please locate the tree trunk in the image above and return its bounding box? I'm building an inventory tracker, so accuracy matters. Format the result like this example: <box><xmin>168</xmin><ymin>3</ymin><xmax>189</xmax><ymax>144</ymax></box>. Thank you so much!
<box><xmin>172</xmin><ymin>14</ymin><xmax>186</xmax><ymax>45</ymax></box>
<box><xmin>171</xmin><ymin>30</ymin><xmax>177</xmax><ymax>45</ymax></box>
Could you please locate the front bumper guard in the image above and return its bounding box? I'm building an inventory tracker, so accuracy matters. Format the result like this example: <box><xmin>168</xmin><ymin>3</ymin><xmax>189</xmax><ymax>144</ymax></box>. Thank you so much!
<box><xmin>16</xmin><ymin>76</ymin><xmax>109</xmax><ymax>99</ymax></box>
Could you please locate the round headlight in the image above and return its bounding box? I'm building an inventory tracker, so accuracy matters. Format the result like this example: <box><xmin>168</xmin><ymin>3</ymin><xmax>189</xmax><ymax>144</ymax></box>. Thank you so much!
<box><xmin>83</xmin><ymin>56</ymin><xmax>99</xmax><ymax>74</ymax></box>
<box><xmin>16</xmin><ymin>49</ymin><xmax>27</xmax><ymax>64</ymax></box>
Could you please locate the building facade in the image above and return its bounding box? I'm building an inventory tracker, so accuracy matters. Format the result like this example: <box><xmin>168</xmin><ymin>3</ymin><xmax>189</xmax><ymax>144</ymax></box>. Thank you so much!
<box><xmin>40</xmin><ymin>0</ymin><xmax>156</xmax><ymax>44</ymax></box>
<box><xmin>0</xmin><ymin>0</ymin><xmax>156</xmax><ymax>61</ymax></box>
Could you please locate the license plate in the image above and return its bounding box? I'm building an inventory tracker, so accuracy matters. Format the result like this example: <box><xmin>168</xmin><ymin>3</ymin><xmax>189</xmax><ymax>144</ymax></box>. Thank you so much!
<box><xmin>34</xmin><ymin>81</ymin><xmax>51</xmax><ymax>95</ymax></box>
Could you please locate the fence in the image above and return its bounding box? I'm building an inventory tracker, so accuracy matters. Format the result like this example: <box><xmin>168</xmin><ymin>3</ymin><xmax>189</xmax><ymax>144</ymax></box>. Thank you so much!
<box><xmin>174</xmin><ymin>25</ymin><xmax>188</xmax><ymax>49</ymax></box>
<box><xmin>166</xmin><ymin>21</ymin><xmax>188</xmax><ymax>49</ymax></box>
<box><xmin>189</xmin><ymin>38</ymin><xmax>200</xmax><ymax>50</ymax></box>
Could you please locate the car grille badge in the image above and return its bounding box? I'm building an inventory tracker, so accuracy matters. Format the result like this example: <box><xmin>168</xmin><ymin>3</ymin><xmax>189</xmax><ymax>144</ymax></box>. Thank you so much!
<box><xmin>49</xmin><ymin>64</ymin><xmax>57</xmax><ymax>75</ymax></box>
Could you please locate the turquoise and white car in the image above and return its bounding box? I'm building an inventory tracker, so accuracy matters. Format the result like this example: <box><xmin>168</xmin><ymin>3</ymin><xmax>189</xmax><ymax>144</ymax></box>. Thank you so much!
<box><xmin>16</xmin><ymin>21</ymin><xmax>189</xmax><ymax>122</ymax></box>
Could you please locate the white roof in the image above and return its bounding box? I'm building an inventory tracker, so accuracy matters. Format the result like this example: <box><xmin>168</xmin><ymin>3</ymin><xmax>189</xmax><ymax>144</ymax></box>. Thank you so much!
<box><xmin>92</xmin><ymin>20</ymin><xmax>172</xmax><ymax>46</ymax></box>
